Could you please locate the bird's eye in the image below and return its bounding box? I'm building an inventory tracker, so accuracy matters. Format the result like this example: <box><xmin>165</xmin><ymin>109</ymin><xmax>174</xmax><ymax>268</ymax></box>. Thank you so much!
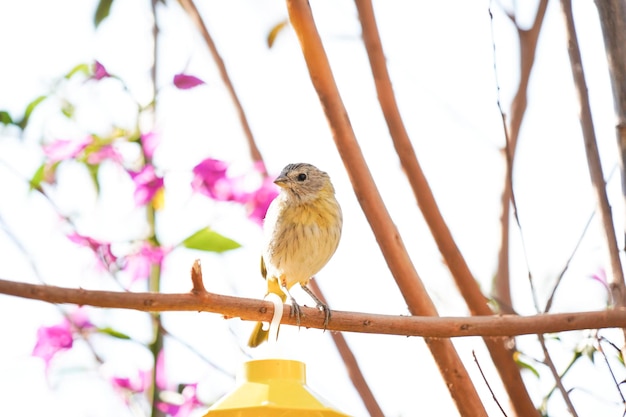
<box><xmin>297</xmin><ymin>173</ymin><xmax>307</xmax><ymax>182</ymax></box>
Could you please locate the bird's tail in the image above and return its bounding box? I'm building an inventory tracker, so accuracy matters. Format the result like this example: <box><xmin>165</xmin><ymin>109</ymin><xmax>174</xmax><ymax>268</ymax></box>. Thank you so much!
<box><xmin>248</xmin><ymin>278</ymin><xmax>287</xmax><ymax>348</ymax></box>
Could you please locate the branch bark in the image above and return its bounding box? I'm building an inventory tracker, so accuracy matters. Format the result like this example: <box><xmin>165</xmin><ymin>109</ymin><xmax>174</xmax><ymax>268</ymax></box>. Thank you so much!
<box><xmin>561</xmin><ymin>0</ymin><xmax>626</xmax><ymax>307</ymax></box>
<box><xmin>177</xmin><ymin>0</ymin><xmax>267</xmax><ymax>173</ymax></box>
<box><xmin>1</xmin><ymin>277</ymin><xmax>625</xmax><ymax>337</ymax></box>
<box><xmin>285</xmin><ymin>1</ymin><xmax>487</xmax><ymax>415</ymax></box>
<box><xmin>355</xmin><ymin>1</ymin><xmax>538</xmax><ymax>415</ymax></box>
<box><xmin>594</xmin><ymin>0</ymin><xmax>626</xmax><ymax>250</ymax></box>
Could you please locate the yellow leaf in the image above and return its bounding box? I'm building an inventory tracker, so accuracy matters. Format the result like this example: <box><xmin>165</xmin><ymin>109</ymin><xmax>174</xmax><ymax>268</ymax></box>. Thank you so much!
<box><xmin>267</xmin><ymin>19</ymin><xmax>289</xmax><ymax>48</ymax></box>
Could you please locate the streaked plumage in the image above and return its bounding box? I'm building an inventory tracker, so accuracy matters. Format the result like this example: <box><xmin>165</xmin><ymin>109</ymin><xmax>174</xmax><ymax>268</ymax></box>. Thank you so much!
<box><xmin>248</xmin><ymin>163</ymin><xmax>342</xmax><ymax>347</ymax></box>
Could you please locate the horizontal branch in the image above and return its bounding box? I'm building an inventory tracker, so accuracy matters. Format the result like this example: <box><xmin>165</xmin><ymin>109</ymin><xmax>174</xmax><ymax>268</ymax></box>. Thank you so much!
<box><xmin>1</xmin><ymin>277</ymin><xmax>624</xmax><ymax>338</ymax></box>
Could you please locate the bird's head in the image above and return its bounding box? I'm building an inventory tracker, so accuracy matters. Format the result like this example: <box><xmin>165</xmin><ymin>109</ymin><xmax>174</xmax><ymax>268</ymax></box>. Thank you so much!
<box><xmin>274</xmin><ymin>163</ymin><xmax>334</xmax><ymax>201</ymax></box>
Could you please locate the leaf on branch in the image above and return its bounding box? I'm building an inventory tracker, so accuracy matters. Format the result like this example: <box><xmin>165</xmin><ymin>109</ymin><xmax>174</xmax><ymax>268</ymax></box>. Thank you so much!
<box><xmin>98</xmin><ymin>326</ymin><xmax>131</xmax><ymax>340</ymax></box>
<box><xmin>64</xmin><ymin>63</ymin><xmax>91</xmax><ymax>80</ymax></box>
<box><xmin>513</xmin><ymin>351</ymin><xmax>540</xmax><ymax>378</ymax></box>
<box><xmin>182</xmin><ymin>227</ymin><xmax>241</xmax><ymax>253</ymax></box>
<box><xmin>17</xmin><ymin>95</ymin><xmax>47</xmax><ymax>130</ymax></box>
<box><xmin>267</xmin><ymin>19</ymin><xmax>289</xmax><ymax>48</ymax></box>
<box><xmin>0</xmin><ymin>110</ymin><xmax>13</xmax><ymax>126</ymax></box>
<box><xmin>94</xmin><ymin>0</ymin><xmax>114</xmax><ymax>28</ymax></box>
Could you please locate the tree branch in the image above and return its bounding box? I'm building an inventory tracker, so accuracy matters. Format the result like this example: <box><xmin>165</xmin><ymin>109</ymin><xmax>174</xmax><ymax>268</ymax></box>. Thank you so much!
<box><xmin>177</xmin><ymin>0</ymin><xmax>267</xmax><ymax>173</ymax></box>
<box><xmin>561</xmin><ymin>0</ymin><xmax>626</xmax><ymax>306</ymax></box>
<box><xmin>355</xmin><ymin>1</ymin><xmax>538</xmax><ymax>415</ymax></box>
<box><xmin>2</xmin><ymin>277</ymin><xmax>626</xmax><ymax>338</ymax></box>
<box><xmin>285</xmin><ymin>0</ymin><xmax>487</xmax><ymax>415</ymax></box>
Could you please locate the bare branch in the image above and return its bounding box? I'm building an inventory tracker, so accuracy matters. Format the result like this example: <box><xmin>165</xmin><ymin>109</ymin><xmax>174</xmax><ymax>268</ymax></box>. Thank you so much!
<box><xmin>3</xmin><ymin>277</ymin><xmax>626</xmax><ymax>338</ymax></box>
<box><xmin>356</xmin><ymin>1</ymin><xmax>537</xmax><ymax>415</ymax></box>
<box><xmin>538</xmin><ymin>334</ymin><xmax>580</xmax><ymax>417</ymax></box>
<box><xmin>285</xmin><ymin>0</ymin><xmax>487</xmax><ymax>415</ymax></box>
<box><xmin>177</xmin><ymin>0</ymin><xmax>267</xmax><ymax>173</ymax></box>
<box><xmin>309</xmin><ymin>279</ymin><xmax>384</xmax><ymax>417</ymax></box>
<box><xmin>560</xmin><ymin>0</ymin><xmax>626</xmax><ymax>305</ymax></box>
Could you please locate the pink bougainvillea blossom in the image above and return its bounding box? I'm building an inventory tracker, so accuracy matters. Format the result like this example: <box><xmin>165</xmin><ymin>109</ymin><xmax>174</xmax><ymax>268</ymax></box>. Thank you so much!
<box><xmin>123</xmin><ymin>241</ymin><xmax>169</xmax><ymax>284</ymax></box>
<box><xmin>92</xmin><ymin>61</ymin><xmax>110</xmax><ymax>80</ymax></box>
<box><xmin>111</xmin><ymin>369</ymin><xmax>152</xmax><ymax>394</ymax></box>
<box><xmin>43</xmin><ymin>136</ymin><xmax>93</xmax><ymax>163</ymax></box>
<box><xmin>191</xmin><ymin>158</ymin><xmax>278</xmax><ymax>225</ymax></box>
<box><xmin>191</xmin><ymin>158</ymin><xmax>234</xmax><ymax>201</ymax></box>
<box><xmin>67</xmin><ymin>232</ymin><xmax>117</xmax><ymax>271</ymax></box>
<box><xmin>140</xmin><ymin>131</ymin><xmax>160</xmax><ymax>160</ymax></box>
<box><xmin>86</xmin><ymin>144</ymin><xmax>122</xmax><ymax>165</ymax></box>
<box><xmin>129</xmin><ymin>165</ymin><xmax>164</xmax><ymax>206</ymax></box>
<box><xmin>32</xmin><ymin>320</ymin><xmax>73</xmax><ymax>369</ymax></box>
<box><xmin>244</xmin><ymin>175</ymin><xmax>278</xmax><ymax>225</ymax></box>
<box><xmin>157</xmin><ymin>383</ymin><xmax>203</xmax><ymax>417</ymax></box>
<box><xmin>173</xmin><ymin>73</ymin><xmax>205</xmax><ymax>90</ymax></box>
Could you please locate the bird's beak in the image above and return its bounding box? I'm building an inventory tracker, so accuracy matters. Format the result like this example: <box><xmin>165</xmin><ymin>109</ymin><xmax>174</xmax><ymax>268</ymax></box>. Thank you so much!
<box><xmin>274</xmin><ymin>175</ymin><xmax>288</xmax><ymax>188</ymax></box>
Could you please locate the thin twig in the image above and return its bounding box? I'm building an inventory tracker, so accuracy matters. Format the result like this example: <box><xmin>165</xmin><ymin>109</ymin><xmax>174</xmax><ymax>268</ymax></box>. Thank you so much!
<box><xmin>4</xmin><ymin>277</ymin><xmax>626</xmax><ymax>338</ymax></box>
<box><xmin>177</xmin><ymin>0</ymin><xmax>267</xmax><ymax>173</ymax></box>
<box><xmin>472</xmin><ymin>351</ymin><xmax>508</xmax><ymax>417</ymax></box>
<box><xmin>560</xmin><ymin>0</ymin><xmax>626</xmax><ymax>306</ymax></box>
<box><xmin>355</xmin><ymin>0</ymin><xmax>537</xmax><ymax>414</ymax></box>
<box><xmin>597</xmin><ymin>334</ymin><xmax>626</xmax><ymax>405</ymax></box>
<box><xmin>538</xmin><ymin>334</ymin><xmax>580</xmax><ymax>417</ymax></box>
<box><xmin>308</xmin><ymin>279</ymin><xmax>384</xmax><ymax>417</ymax></box>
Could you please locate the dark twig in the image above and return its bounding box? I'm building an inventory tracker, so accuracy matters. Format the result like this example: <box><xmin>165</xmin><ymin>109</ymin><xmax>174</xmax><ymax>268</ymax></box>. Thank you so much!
<box><xmin>472</xmin><ymin>351</ymin><xmax>508</xmax><ymax>417</ymax></box>
<box><xmin>308</xmin><ymin>279</ymin><xmax>384</xmax><ymax>417</ymax></box>
<box><xmin>538</xmin><ymin>334</ymin><xmax>580</xmax><ymax>417</ymax></box>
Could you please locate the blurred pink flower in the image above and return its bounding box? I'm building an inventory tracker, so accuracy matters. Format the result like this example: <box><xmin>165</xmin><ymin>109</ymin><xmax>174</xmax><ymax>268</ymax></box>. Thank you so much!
<box><xmin>191</xmin><ymin>159</ymin><xmax>278</xmax><ymax>225</ymax></box>
<box><xmin>32</xmin><ymin>320</ymin><xmax>73</xmax><ymax>369</ymax></box>
<box><xmin>244</xmin><ymin>175</ymin><xmax>278</xmax><ymax>225</ymax></box>
<box><xmin>43</xmin><ymin>136</ymin><xmax>93</xmax><ymax>163</ymax></box>
<box><xmin>87</xmin><ymin>144</ymin><xmax>122</xmax><ymax>164</ymax></box>
<box><xmin>157</xmin><ymin>383</ymin><xmax>202</xmax><ymax>417</ymax></box>
<box><xmin>191</xmin><ymin>158</ymin><xmax>234</xmax><ymax>201</ymax></box>
<box><xmin>129</xmin><ymin>165</ymin><xmax>164</xmax><ymax>206</ymax></box>
<box><xmin>141</xmin><ymin>131</ymin><xmax>160</xmax><ymax>160</ymax></box>
<box><xmin>123</xmin><ymin>242</ymin><xmax>169</xmax><ymax>283</ymax></box>
<box><xmin>67</xmin><ymin>232</ymin><xmax>117</xmax><ymax>271</ymax></box>
<box><xmin>111</xmin><ymin>369</ymin><xmax>152</xmax><ymax>394</ymax></box>
<box><xmin>92</xmin><ymin>61</ymin><xmax>110</xmax><ymax>80</ymax></box>
<box><xmin>173</xmin><ymin>73</ymin><xmax>205</xmax><ymax>90</ymax></box>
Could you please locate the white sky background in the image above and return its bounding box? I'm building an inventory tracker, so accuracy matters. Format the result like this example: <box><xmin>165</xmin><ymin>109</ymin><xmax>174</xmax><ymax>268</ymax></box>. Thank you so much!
<box><xmin>0</xmin><ymin>0</ymin><xmax>623</xmax><ymax>416</ymax></box>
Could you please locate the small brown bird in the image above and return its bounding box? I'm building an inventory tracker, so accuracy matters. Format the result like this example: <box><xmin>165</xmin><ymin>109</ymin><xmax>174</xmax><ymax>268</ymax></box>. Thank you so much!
<box><xmin>248</xmin><ymin>163</ymin><xmax>342</xmax><ymax>347</ymax></box>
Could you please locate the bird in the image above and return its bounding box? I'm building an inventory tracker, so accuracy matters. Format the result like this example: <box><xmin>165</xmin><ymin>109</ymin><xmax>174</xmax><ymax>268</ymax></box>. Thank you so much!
<box><xmin>248</xmin><ymin>163</ymin><xmax>342</xmax><ymax>347</ymax></box>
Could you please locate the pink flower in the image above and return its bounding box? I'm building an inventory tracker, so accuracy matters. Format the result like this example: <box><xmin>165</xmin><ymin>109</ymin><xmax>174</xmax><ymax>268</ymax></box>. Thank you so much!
<box><xmin>123</xmin><ymin>242</ymin><xmax>169</xmax><ymax>283</ymax></box>
<box><xmin>111</xmin><ymin>369</ymin><xmax>152</xmax><ymax>394</ymax></box>
<box><xmin>43</xmin><ymin>136</ymin><xmax>93</xmax><ymax>163</ymax></box>
<box><xmin>32</xmin><ymin>320</ymin><xmax>73</xmax><ymax>369</ymax></box>
<box><xmin>191</xmin><ymin>158</ymin><xmax>234</xmax><ymax>201</ymax></box>
<box><xmin>173</xmin><ymin>73</ymin><xmax>205</xmax><ymax>90</ymax></box>
<box><xmin>67</xmin><ymin>232</ymin><xmax>117</xmax><ymax>271</ymax></box>
<box><xmin>87</xmin><ymin>144</ymin><xmax>122</xmax><ymax>164</ymax></box>
<box><xmin>157</xmin><ymin>384</ymin><xmax>202</xmax><ymax>417</ymax></box>
<box><xmin>141</xmin><ymin>131</ymin><xmax>160</xmax><ymax>160</ymax></box>
<box><xmin>245</xmin><ymin>175</ymin><xmax>278</xmax><ymax>225</ymax></box>
<box><xmin>92</xmin><ymin>61</ymin><xmax>110</xmax><ymax>80</ymax></box>
<box><xmin>129</xmin><ymin>165</ymin><xmax>164</xmax><ymax>206</ymax></box>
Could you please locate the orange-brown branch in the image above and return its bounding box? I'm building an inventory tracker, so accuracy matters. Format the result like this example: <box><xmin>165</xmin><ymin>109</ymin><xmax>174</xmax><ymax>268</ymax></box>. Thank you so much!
<box><xmin>1</xmin><ymin>277</ymin><xmax>625</xmax><ymax>337</ymax></box>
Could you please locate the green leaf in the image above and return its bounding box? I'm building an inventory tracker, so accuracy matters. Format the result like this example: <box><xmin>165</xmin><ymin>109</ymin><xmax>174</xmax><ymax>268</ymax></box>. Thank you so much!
<box><xmin>85</xmin><ymin>162</ymin><xmax>101</xmax><ymax>195</ymax></box>
<box><xmin>98</xmin><ymin>326</ymin><xmax>131</xmax><ymax>340</ymax></box>
<box><xmin>267</xmin><ymin>19</ymin><xmax>289</xmax><ymax>48</ymax></box>
<box><xmin>0</xmin><ymin>111</ymin><xmax>13</xmax><ymax>125</ymax></box>
<box><xmin>513</xmin><ymin>352</ymin><xmax>540</xmax><ymax>378</ymax></box>
<box><xmin>29</xmin><ymin>163</ymin><xmax>47</xmax><ymax>191</ymax></box>
<box><xmin>65</xmin><ymin>63</ymin><xmax>90</xmax><ymax>79</ymax></box>
<box><xmin>94</xmin><ymin>0</ymin><xmax>114</xmax><ymax>28</ymax></box>
<box><xmin>17</xmin><ymin>95</ymin><xmax>47</xmax><ymax>129</ymax></box>
<box><xmin>182</xmin><ymin>227</ymin><xmax>241</xmax><ymax>253</ymax></box>
<box><xmin>61</xmin><ymin>101</ymin><xmax>75</xmax><ymax>119</ymax></box>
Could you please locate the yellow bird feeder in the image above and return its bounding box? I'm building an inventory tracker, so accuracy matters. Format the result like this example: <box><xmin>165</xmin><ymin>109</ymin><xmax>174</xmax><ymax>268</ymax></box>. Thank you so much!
<box><xmin>202</xmin><ymin>358</ymin><xmax>352</xmax><ymax>416</ymax></box>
